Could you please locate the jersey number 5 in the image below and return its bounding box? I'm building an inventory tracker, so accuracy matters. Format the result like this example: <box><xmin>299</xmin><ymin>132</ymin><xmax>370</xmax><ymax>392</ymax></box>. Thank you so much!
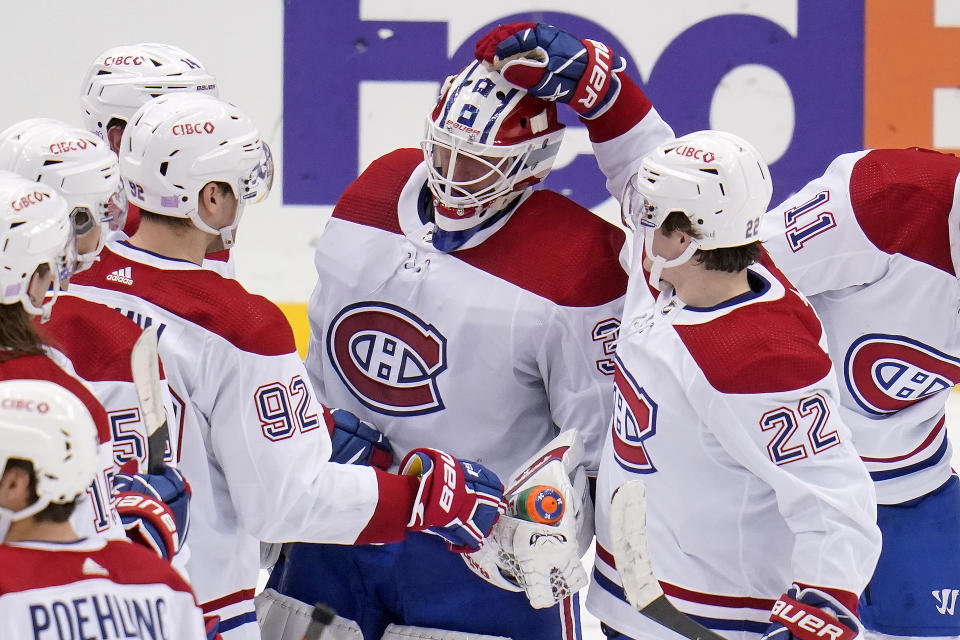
<box><xmin>760</xmin><ymin>393</ymin><xmax>840</xmax><ymax>465</ymax></box>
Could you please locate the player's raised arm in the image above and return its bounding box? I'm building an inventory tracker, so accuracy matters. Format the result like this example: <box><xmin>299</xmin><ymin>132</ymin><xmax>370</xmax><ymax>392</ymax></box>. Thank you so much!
<box><xmin>475</xmin><ymin>21</ymin><xmax>675</xmax><ymax>202</ymax></box>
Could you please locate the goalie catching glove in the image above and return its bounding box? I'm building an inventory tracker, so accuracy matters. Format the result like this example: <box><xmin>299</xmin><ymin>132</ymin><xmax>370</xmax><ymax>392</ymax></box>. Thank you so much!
<box><xmin>462</xmin><ymin>430</ymin><xmax>594</xmax><ymax>608</ymax></box>
<box><xmin>474</xmin><ymin>22</ymin><xmax>625</xmax><ymax>119</ymax></box>
<box><xmin>400</xmin><ymin>447</ymin><xmax>506</xmax><ymax>552</ymax></box>
<box><xmin>762</xmin><ymin>584</ymin><xmax>862</xmax><ymax>640</ymax></box>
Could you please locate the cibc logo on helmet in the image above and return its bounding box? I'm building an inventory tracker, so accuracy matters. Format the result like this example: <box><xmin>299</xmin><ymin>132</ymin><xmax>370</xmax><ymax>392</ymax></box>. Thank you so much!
<box><xmin>326</xmin><ymin>302</ymin><xmax>447</xmax><ymax>416</ymax></box>
<box><xmin>1</xmin><ymin>397</ymin><xmax>51</xmax><ymax>413</ymax></box>
<box><xmin>102</xmin><ymin>55</ymin><xmax>144</xmax><ymax>66</ymax></box>
<box><xmin>49</xmin><ymin>139</ymin><xmax>91</xmax><ymax>155</ymax></box>
<box><xmin>171</xmin><ymin>122</ymin><xmax>216</xmax><ymax>136</ymax></box>
<box><xmin>10</xmin><ymin>191</ymin><xmax>46</xmax><ymax>211</ymax></box>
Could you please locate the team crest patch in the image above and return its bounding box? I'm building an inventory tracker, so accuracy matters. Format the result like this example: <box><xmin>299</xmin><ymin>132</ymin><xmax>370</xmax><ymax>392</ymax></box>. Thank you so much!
<box><xmin>611</xmin><ymin>357</ymin><xmax>658</xmax><ymax>473</ymax></box>
<box><xmin>326</xmin><ymin>302</ymin><xmax>447</xmax><ymax>416</ymax></box>
<box><xmin>845</xmin><ymin>334</ymin><xmax>960</xmax><ymax>415</ymax></box>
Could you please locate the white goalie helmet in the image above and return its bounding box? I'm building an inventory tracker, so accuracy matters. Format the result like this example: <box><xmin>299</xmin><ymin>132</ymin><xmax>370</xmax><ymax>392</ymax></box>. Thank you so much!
<box><xmin>422</xmin><ymin>61</ymin><xmax>565</xmax><ymax>232</ymax></box>
<box><xmin>621</xmin><ymin>130</ymin><xmax>773</xmax><ymax>286</ymax></box>
<box><xmin>0</xmin><ymin>380</ymin><xmax>99</xmax><ymax>539</ymax></box>
<box><xmin>0</xmin><ymin>118</ymin><xmax>127</xmax><ymax>270</ymax></box>
<box><xmin>120</xmin><ymin>93</ymin><xmax>274</xmax><ymax>248</ymax></box>
<box><xmin>0</xmin><ymin>171</ymin><xmax>77</xmax><ymax>319</ymax></box>
<box><xmin>80</xmin><ymin>43</ymin><xmax>218</xmax><ymax>141</ymax></box>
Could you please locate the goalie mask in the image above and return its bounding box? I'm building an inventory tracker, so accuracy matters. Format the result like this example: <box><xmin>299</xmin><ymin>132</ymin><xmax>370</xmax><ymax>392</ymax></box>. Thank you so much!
<box><xmin>621</xmin><ymin>130</ymin><xmax>773</xmax><ymax>287</ymax></box>
<box><xmin>120</xmin><ymin>93</ymin><xmax>274</xmax><ymax>248</ymax></box>
<box><xmin>422</xmin><ymin>61</ymin><xmax>565</xmax><ymax>235</ymax></box>
<box><xmin>0</xmin><ymin>380</ymin><xmax>99</xmax><ymax>541</ymax></box>
<box><xmin>0</xmin><ymin>171</ymin><xmax>77</xmax><ymax>320</ymax></box>
<box><xmin>80</xmin><ymin>43</ymin><xmax>218</xmax><ymax>143</ymax></box>
<box><xmin>0</xmin><ymin>118</ymin><xmax>127</xmax><ymax>271</ymax></box>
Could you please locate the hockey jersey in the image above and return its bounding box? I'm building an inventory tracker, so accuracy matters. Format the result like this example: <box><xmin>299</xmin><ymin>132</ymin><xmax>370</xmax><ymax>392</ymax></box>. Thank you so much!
<box><xmin>39</xmin><ymin>294</ymin><xmax>178</xmax><ymax>474</ymax></box>
<box><xmin>0</xmin><ymin>537</ymin><xmax>206</xmax><ymax>639</ymax></box>
<box><xmin>69</xmin><ymin>241</ymin><xmax>417</xmax><ymax>639</ymax></box>
<box><xmin>586</xmin><ymin>257</ymin><xmax>881</xmax><ymax>639</ymax></box>
<box><xmin>0</xmin><ymin>354</ymin><xmax>123</xmax><ymax>541</ymax></box>
<box><xmin>305</xmin><ymin>149</ymin><xmax>628</xmax><ymax>479</ymax></box>
<box><xmin>761</xmin><ymin>148</ymin><xmax>960</xmax><ymax>504</ymax></box>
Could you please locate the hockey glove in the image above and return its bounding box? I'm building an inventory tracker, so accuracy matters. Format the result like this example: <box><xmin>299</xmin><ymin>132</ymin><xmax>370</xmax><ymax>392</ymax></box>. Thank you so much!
<box><xmin>326</xmin><ymin>407</ymin><xmax>393</xmax><ymax>470</ymax></box>
<box><xmin>475</xmin><ymin>22</ymin><xmax>624</xmax><ymax>119</ymax></box>
<box><xmin>204</xmin><ymin>615</ymin><xmax>222</xmax><ymax>640</ymax></box>
<box><xmin>762</xmin><ymin>584</ymin><xmax>861</xmax><ymax>640</ymax></box>
<box><xmin>113</xmin><ymin>463</ymin><xmax>191</xmax><ymax>560</ymax></box>
<box><xmin>400</xmin><ymin>447</ymin><xmax>506</xmax><ymax>552</ymax></box>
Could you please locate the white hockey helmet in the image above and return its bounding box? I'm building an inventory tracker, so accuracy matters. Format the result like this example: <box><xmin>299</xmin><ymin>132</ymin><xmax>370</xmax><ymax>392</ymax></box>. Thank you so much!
<box><xmin>0</xmin><ymin>380</ymin><xmax>99</xmax><ymax>539</ymax></box>
<box><xmin>80</xmin><ymin>43</ymin><xmax>218</xmax><ymax>141</ymax></box>
<box><xmin>0</xmin><ymin>171</ymin><xmax>76</xmax><ymax>318</ymax></box>
<box><xmin>120</xmin><ymin>93</ymin><xmax>273</xmax><ymax>248</ymax></box>
<box><xmin>0</xmin><ymin>118</ymin><xmax>126</xmax><ymax>270</ymax></box>
<box><xmin>422</xmin><ymin>61</ymin><xmax>565</xmax><ymax>232</ymax></box>
<box><xmin>621</xmin><ymin>130</ymin><xmax>772</xmax><ymax>286</ymax></box>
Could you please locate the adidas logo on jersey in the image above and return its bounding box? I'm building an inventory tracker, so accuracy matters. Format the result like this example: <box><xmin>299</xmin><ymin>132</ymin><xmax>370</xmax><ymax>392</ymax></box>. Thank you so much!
<box><xmin>106</xmin><ymin>266</ymin><xmax>133</xmax><ymax>285</ymax></box>
<box><xmin>82</xmin><ymin>557</ymin><xmax>109</xmax><ymax>577</ymax></box>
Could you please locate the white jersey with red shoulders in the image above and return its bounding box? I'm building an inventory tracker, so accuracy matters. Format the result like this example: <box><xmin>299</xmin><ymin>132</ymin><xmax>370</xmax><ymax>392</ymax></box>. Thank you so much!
<box><xmin>761</xmin><ymin>148</ymin><xmax>960</xmax><ymax>504</ymax></box>
<box><xmin>0</xmin><ymin>537</ymin><xmax>206</xmax><ymax>639</ymax></box>
<box><xmin>40</xmin><ymin>293</ymin><xmax>179</xmax><ymax>473</ymax></box>
<box><xmin>68</xmin><ymin>240</ymin><xmax>417</xmax><ymax>638</ymax></box>
<box><xmin>586</xmin><ymin>256</ymin><xmax>881</xmax><ymax>639</ymax></box>
<box><xmin>0</xmin><ymin>354</ymin><xmax>123</xmax><ymax>542</ymax></box>
<box><xmin>305</xmin><ymin>147</ymin><xmax>629</xmax><ymax>478</ymax></box>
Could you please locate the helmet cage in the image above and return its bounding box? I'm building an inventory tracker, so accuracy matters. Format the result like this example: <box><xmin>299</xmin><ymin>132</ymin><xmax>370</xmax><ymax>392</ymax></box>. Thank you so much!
<box><xmin>422</xmin><ymin>121</ymin><xmax>561</xmax><ymax>220</ymax></box>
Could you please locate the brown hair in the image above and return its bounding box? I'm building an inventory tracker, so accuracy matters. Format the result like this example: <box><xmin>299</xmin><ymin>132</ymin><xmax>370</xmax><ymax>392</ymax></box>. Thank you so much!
<box><xmin>2</xmin><ymin>459</ymin><xmax>76</xmax><ymax>523</ymax></box>
<box><xmin>0</xmin><ymin>303</ymin><xmax>46</xmax><ymax>361</ymax></box>
<box><xmin>660</xmin><ymin>211</ymin><xmax>761</xmax><ymax>273</ymax></box>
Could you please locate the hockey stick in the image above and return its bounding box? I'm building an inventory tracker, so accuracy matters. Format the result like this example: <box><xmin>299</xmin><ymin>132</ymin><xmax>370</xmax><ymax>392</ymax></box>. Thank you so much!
<box><xmin>301</xmin><ymin>602</ymin><xmax>335</xmax><ymax>640</ymax></box>
<box><xmin>610</xmin><ymin>480</ymin><xmax>725</xmax><ymax>640</ymax></box>
<box><xmin>130</xmin><ymin>326</ymin><xmax>169</xmax><ymax>474</ymax></box>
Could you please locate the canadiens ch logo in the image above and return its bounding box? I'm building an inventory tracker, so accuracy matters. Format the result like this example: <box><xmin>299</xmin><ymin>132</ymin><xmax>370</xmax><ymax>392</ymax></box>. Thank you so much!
<box><xmin>845</xmin><ymin>334</ymin><xmax>960</xmax><ymax>415</ymax></box>
<box><xmin>326</xmin><ymin>302</ymin><xmax>448</xmax><ymax>416</ymax></box>
<box><xmin>611</xmin><ymin>357</ymin><xmax>657</xmax><ymax>473</ymax></box>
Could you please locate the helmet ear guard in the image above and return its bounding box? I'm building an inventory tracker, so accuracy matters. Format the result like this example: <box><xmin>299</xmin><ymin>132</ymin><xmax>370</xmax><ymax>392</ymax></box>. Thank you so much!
<box><xmin>422</xmin><ymin>61</ymin><xmax>565</xmax><ymax>233</ymax></box>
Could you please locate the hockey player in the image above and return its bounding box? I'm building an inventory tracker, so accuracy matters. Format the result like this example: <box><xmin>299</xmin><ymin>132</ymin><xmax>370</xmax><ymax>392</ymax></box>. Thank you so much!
<box><xmin>79</xmin><ymin>42</ymin><xmax>232</xmax><ymax>273</ymax></box>
<box><xmin>761</xmin><ymin>147</ymin><xmax>960</xmax><ymax>640</ymax></box>
<box><xmin>0</xmin><ymin>118</ymin><xmax>191</xmax><ymax>563</ymax></box>
<box><xmin>0</xmin><ymin>170</ymin><xmax>126</xmax><ymax>542</ymax></box>
<box><xmin>258</xmin><ymin>52</ymin><xmax>652</xmax><ymax>639</ymax></box>
<box><xmin>475</xmin><ymin>22</ymin><xmax>882</xmax><ymax>640</ymax></box>
<box><xmin>68</xmin><ymin>92</ymin><xmax>505</xmax><ymax>640</ymax></box>
<box><xmin>0</xmin><ymin>378</ymin><xmax>210</xmax><ymax>639</ymax></box>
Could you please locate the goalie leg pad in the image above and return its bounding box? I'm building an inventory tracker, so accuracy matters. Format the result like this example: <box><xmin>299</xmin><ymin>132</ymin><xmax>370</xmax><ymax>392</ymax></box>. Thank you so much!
<box><xmin>381</xmin><ymin>623</ymin><xmax>512</xmax><ymax>640</ymax></box>
<box><xmin>255</xmin><ymin>588</ymin><xmax>362</xmax><ymax>640</ymax></box>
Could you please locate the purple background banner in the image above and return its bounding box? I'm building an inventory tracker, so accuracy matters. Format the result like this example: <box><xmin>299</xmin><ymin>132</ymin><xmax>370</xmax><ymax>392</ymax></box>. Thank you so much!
<box><xmin>283</xmin><ymin>2</ymin><xmax>864</xmax><ymax>210</ymax></box>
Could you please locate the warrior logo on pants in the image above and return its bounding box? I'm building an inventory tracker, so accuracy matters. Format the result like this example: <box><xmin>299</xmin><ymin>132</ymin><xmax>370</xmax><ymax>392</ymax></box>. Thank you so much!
<box><xmin>327</xmin><ymin>301</ymin><xmax>448</xmax><ymax>416</ymax></box>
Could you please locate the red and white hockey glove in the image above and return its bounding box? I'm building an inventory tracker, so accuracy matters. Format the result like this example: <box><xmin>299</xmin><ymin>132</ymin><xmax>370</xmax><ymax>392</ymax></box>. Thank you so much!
<box><xmin>113</xmin><ymin>462</ymin><xmax>191</xmax><ymax>560</ymax></box>
<box><xmin>474</xmin><ymin>22</ymin><xmax>625</xmax><ymax>119</ymax></box>
<box><xmin>325</xmin><ymin>406</ymin><xmax>393</xmax><ymax>470</ymax></box>
<box><xmin>400</xmin><ymin>447</ymin><xmax>506</xmax><ymax>552</ymax></box>
<box><xmin>762</xmin><ymin>584</ymin><xmax>861</xmax><ymax>640</ymax></box>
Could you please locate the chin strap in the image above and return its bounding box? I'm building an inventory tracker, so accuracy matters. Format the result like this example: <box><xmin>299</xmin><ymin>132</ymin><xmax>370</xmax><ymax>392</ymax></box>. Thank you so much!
<box><xmin>643</xmin><ymin>228</ymin><xmax>700</xmax><ymax>289</ymax></box>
